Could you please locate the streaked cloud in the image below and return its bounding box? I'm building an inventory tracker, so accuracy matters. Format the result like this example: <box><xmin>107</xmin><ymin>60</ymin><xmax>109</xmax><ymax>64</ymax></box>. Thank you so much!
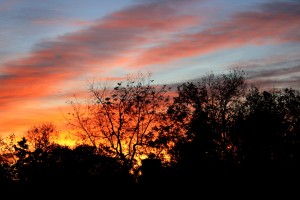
<box><xmin>0</xmin><ymin>0</ymin><xmax>200</xmax><ymax>136</ymax></box>
<box><xmin>133</xmin><ymin>1</ymin><xmax>300</xmax><ymax>67</ymax></box>
<box><xmin>1</xmin><ymin>0</ymin><xmax>300</xmax><ymax>138</ymax></box>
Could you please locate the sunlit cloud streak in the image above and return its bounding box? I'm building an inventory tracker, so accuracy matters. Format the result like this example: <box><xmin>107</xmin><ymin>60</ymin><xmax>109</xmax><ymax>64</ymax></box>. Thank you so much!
<box><xmin>1</xmin><ymin>0</ymin><xmax>300</xmax><ymax>138</ymax></box>
<box><xmin>0</xmin><ymin>0</ymin><xmax>198</xmax><ymax>110</ymax></box>
<box><xmin>133</xmin><ymin>2</ymin><xmax>300</xmax><ymax>66</ymax></box>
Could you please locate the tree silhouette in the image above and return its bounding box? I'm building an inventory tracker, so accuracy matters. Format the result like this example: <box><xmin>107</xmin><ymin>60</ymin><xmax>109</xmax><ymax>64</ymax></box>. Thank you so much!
<box><xmin>66</xmin><ymin>72</ymin><xmax>171</xmax><ymax>176</ymax></box>
<box><xmin>5</xmin><ymin>137</ymin><xmax>135</xmax><ymax>195</ymax></box>
<box><xmin>226</xmin><ymin>86</ymin><xmax>300</xmax><ymax>193</ymax></box>
<box><xmin>0</xmin><ymin>70</ymin><xmax>299</xmax><ymax>196</ymax></box>
<box><xmin>25</xmin><ymin>122</ymin><xmax>58</xmax><ymax>151</ymax></box>
<box><xmin>147</xmin><ymin>69</ymin><xmax>247</xmax><ymax>190</ymax></box>
<box><xmin>238</xmin><ymin>87</ymin><xmax>299</xmax><ymax>166</ymax></box>
<box><xmin>167</xmin><ymin>70</ymin><xmax>246</xmax><ymax>164</ymax></box>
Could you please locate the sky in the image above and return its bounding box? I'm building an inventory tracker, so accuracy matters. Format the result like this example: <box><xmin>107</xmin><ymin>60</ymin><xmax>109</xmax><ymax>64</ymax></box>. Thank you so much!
<box><xmin>1</xmin><ymin>0</ymin><xmax>300</xmax><ymax>142</ymax></box>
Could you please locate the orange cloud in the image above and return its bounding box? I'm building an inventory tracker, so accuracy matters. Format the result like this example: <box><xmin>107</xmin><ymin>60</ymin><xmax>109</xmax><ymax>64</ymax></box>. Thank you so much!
<box><xmin>2</xmin><ymin>0</ymin><xmax>300</xmax><ymax>139</ymax></box>
<box><xmin>0</xmin><ymin>0</ymin><xmax>199</xmax><ymax>101</ymax></box>
<box><xmin>0</xmin><ymin>0</ymin><xmax>199</xmax><ymax>137</ymax></box>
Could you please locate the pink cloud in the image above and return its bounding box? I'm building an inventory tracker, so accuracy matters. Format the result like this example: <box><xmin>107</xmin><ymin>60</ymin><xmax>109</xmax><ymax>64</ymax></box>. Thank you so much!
<box><xmin>0</xmin><ymin>0</ymin><xmax>199</xmax><ymax>135</ymax></box>
<box><xmin>132</xmin><ymin>2</ymin><xmax>300</xmax><ymax>67</ymax></box>
<box><xmin>1</xmin><ymin>0</ymin><xmax>300</xmax><ymax>137</ymax></box>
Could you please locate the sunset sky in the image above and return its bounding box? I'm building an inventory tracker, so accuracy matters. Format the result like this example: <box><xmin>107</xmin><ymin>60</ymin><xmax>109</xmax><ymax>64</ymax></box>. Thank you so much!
<box><xmin>1</xmin><ymin>0</ymin><xmax>300</xmax><ymax>142</ymax></box>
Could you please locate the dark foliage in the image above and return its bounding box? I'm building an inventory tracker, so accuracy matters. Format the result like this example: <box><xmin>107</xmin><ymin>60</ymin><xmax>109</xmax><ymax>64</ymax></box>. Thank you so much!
<box><xmin>0</xmin><ymin>70</ymin><xmax>298</xmax><ymax>197</ymax></box>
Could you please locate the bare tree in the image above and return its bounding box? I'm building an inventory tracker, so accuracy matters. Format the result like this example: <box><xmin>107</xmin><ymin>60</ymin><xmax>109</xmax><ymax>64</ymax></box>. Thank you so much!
<box><xmin>25</xmin><ymin>122</ymin><xmax>59</xmax><ymax>151</ymax></box>
<box><xmin>66</xmin><ymin>72</ymin><xmax>170</xmax><ymax>173</ymax></box>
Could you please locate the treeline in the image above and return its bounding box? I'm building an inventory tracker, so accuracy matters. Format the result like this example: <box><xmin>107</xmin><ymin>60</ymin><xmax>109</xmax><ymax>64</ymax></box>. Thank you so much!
<box><xmin>0</xmin><ymin>70</ymin><xmax>299</xmax><ymax>196</ymax></box>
